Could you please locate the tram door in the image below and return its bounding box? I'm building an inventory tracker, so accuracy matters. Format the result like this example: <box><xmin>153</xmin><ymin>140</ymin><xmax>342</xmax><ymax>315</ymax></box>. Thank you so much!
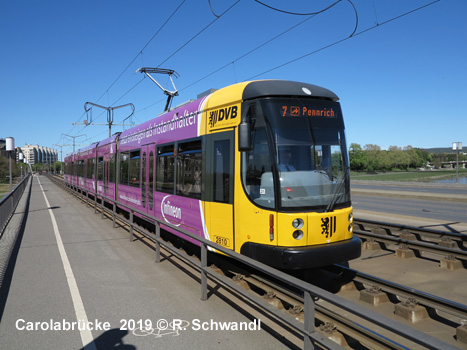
<box><xmin>141</xmin><ymin>145</ymin><xmax>155</xmax><ymax>215</ymax></box>
<box><xmin>204</xmin><ymin>132</ymin><xmax>234</xmax><ymax>250</ymax></box>
<box><xmin>103</xmin><ymin>156</ymin><xmax>109</xmax><ymax>196</ymax></box>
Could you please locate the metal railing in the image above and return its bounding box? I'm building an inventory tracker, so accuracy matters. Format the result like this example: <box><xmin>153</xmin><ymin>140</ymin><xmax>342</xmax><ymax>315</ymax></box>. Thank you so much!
<box><xmin>52</xmin><ymin>176</ymin><xmax>461</xmax><ymax>350</ymax></box>
<box><xmin>0</xmin><ymin>174</ymin><xmax>31</xmax><ymax>237</ymax></box>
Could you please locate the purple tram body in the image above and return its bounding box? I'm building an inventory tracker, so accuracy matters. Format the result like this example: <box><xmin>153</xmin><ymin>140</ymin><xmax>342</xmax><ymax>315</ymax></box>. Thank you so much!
<box><xmin>65</xmin><ymin>96</ymin><xmax>210</xmax><ymax>247</ymax></box>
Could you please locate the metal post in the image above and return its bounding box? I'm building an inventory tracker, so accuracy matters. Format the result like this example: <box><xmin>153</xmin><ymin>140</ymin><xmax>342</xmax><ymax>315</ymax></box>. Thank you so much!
<box><xmin>304</xmin><ymin>291</ymin><xmax>315</xmax><ymax>350</ymax></box>
<box><xmin>453</xmin><ymin>142</ymin><xmax>462</xmax><ymax>184</ymax></box>
<box><xmin>155</xmin><ymin>222</ymin><xmax>161</xmax><ymax>263</ymax></box>
<box><xmin>200</xmin><ymin>242</ymin><xmax>208</xmax><ymax>301</ymax></box>
<box><xmin>9</xmin><ymin>155</ymin><xmax>12</xmax><ymax>192</ymax></box>
<box><xmin>112</xmin><ymin>202</ymin><xmax>116</xmax><ymax>228</ymax></box>
<box><xmin>129</xmin><ymin>211</ymin><xmax>133</xmax><ymax>241</ymax></box>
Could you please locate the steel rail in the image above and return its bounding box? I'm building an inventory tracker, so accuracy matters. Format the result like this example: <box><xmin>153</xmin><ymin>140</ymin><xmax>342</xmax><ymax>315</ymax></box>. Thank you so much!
<box><xmin>337</xmin><ymin>265</ymin><xmax>467</xmax><ymax>321</ymax></box>
<box><xmin>240</xmin><ymin>273</ymin><xmax>409</xmax><ymax>350</ymax></box>
<box><xmin>354</xmin><ymin>218</ymin><xmax>467</xmax><ymax>247</ymax></box>
<box><xmin>354</xmin><ymin>229</ymin><xmax>467</xmax><ymax>262</ymax></box>
<box><xmin>47</xmin><ymin>175</ymin><xmax>462</xmax><ymax>350</ymax></box>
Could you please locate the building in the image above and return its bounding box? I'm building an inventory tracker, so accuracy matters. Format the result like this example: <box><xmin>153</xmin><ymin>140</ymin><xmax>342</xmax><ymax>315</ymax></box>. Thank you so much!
<box><xmin>21</xmin><ymin>144</ymin><xmax>58</xmax><ymax>166</ymax></box>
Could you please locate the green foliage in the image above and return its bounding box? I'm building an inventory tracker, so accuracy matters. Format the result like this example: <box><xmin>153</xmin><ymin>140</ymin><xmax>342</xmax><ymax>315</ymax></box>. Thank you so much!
<box><xmin>348</xmin><ymin>144</ymin><xmax>461</xmax><ymax>172</ymax></box>
<box><xmin>0</xmin><ymin>154</ymin><xmax>19</xmax><ymax>182</ymax></box>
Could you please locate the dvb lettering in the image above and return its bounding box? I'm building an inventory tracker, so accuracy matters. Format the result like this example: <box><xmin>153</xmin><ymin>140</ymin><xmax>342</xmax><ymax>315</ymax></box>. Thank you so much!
<box><xmin>209</xmin><ymin>106</ymin><xmax>237</xmax><ymax>128</ymax></box>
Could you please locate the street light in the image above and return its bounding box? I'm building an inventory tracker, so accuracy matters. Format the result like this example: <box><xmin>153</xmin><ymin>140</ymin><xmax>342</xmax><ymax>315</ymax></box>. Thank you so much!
<box><xmin>6</xmin><ymin>137</ymin><xmax>15</xmax><ymax>191</ymax></box>
<box><xmin>18</xmin><ymin>151</ymin><xmax>24</xmax><ymax>178</ymax></box>
<box><xmin>452</xmin><ymin>142</ymin><xmax>463</xmax><ymax>184</ymax></box>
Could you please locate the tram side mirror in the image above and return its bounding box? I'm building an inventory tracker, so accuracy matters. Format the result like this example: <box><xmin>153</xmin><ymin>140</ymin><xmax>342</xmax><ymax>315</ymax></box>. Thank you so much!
<box><xmin>238</xmin><ymin>122</ymin><xmax>252</xmax><ymax>151</ymax></box>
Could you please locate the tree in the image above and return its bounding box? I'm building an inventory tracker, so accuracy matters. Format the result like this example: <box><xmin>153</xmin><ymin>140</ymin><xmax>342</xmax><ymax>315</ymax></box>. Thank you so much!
<box><xmin>0</xmin><ymin>154</ymin><xmax>19</xmax><ymax>181</ymax></box>
<box><xmin>349</xmin><ymin>143</ymin><xmax>368</xmax><ymax>170</ymax></box>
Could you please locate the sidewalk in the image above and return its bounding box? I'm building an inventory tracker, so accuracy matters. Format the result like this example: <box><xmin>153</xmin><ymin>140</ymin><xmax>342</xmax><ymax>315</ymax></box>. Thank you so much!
<box><xmin>0</xmin><ymin>176</ymin><xmax>288</xmax><ymax>350</ymax></box>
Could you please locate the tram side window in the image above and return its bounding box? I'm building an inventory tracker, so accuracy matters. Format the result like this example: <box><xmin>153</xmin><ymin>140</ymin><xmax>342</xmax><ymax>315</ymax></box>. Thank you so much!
<box><xmin>156</xmin><ymin>145</ymin><xmax>175</xmax><ymax>194</ymax></box>
<box><xmin>214</xmin><ymin>139</ymin><xmax>231</xmax><ymax>203</ymax></box>
<box><xmin>118</xmin><ymin>150</ymin><xmax>141</xmax><ymax>187</ymax></box>
<box><xmin>78</xmin><ymin>160</ymin><xmax>85</xmax><ymax>177</ymax></box>
<box><xmin>176</xmin><ymin>140</ymin><xmax>202</xmax><ymax>199</ymax></box>
<box><xmin>97</xmin><ymin>156</ymin><xmax>104</xmax><ymax>181</ymax></box>
<box><xmin>119</xmin><ymin>151</ymin><xmax>129</xmax><ymax>185</ymax></box>
<box><xmin>109</xmin><ymin>154</ymin><xmax>115</xmax><ymax>183</ymax></box>
<box><xmin>86</xmin><ymin>158</ymin><xmax>95</xmax><ymax>179</ymax></box>
<box><xmin>129</xmin><ymin>150</ymin><xmax>141</xmax><ymax>187</ymax></box>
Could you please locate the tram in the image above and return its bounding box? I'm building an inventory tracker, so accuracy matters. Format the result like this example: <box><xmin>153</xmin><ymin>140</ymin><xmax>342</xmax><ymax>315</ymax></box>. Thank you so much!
<box><xmin>64</xmin><ymin>80</ymin><xmax>361</xmax><ymax>269</ymax></box>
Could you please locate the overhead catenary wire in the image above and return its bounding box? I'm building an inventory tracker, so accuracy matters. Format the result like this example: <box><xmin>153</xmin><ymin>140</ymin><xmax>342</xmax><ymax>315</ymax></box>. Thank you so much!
<box><xmin>126</xmin><ymin>0</ymin><xmax>439</xmax><ymax>124</ymax></box>
<box><xmin>85</xmin><ymin>0</ymin><xmax>241</xmax><ymax>127</ymax></box>
<box><xmin>245</xmin><ymin>0</ymin><xmax>440</xmax><ymax>80</ymax></box>
<box><xmin>62</xmin><ymin>0</ymin><xmax>441</xmax><ymax>152</ymax></box>
<box><xmin>253</xmin><ymin>0</ymin><xmax>342</xmax><ymax>16</ymax></box>
<box><xmin>58</xmin><ymin>0</ymin><xmax>188</xmax><ymax>148</ymax></box>
<box><xmin>156</xmin><ymin>0</ymin><xmax>241</xmax><ymax>68</ymax></box>
<box><xmin>93</xmin><ymin>0</ymin><xmax>187</xmax><ymax>106</ymax></box>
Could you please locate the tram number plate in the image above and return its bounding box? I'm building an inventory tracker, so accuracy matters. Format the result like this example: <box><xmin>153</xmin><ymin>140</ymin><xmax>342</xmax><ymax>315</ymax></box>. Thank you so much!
<box><xmin>214</xmin><ymin>236</ymin><xmax>230</xmax><ymax>247</ymax></box>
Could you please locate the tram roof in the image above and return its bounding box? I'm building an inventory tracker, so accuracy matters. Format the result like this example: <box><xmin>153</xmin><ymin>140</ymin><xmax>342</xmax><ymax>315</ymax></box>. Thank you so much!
<box><xmin>242</xmin><ymin>80</ymin><xmax>339</xmax><ymax>101</ymax></box>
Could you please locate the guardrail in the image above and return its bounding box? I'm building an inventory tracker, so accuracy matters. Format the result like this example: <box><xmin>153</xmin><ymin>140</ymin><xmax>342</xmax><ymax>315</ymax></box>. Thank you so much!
<box><xmin>51</xmin><ymin>176</ymin><xmax>461</xmax><ymax>350</ymax></box>
<box><xmin>0</xmin><ymin>174</ymin><xmax>31</xmax><ymax>236</ymax></box>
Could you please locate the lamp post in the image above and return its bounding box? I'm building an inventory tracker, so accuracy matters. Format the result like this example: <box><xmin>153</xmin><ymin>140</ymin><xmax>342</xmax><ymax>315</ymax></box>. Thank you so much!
<box><xmin>18</xmin><ymin>151</ymin><xmax>24</xmax><ymax>178</ymax></box>
<box><xmin>6</xmin><ymin>137</ymin><xmax>15</xmax><ymax>191</ymax></box>
<box><xmin>452</xmin><ymin>142</ymin><xmax>463</xmax><ymax>184</ymax></box>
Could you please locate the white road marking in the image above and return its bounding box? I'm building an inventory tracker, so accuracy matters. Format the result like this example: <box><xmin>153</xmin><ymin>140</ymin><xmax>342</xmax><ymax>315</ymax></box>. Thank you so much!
<box><xmin>37</xmin><ymin>178</ymin><xmax>96</xmax><ymax>350</ymax></box>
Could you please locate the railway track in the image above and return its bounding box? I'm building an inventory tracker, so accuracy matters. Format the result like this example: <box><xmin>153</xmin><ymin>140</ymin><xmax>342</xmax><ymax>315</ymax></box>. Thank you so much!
<box><xmin>353</xmin><ymin>219</ymin><xmax>467</xmax><ymax>269</ymax></box>
<box><xmin>206</xmin><ymin>253</ymin><xmax>467</xmax><ymax>349</ymax></box>
<box><xmin>48</xmin><ymin>174</ymin><xmax>467</xmax><ymax>349</ymax></box>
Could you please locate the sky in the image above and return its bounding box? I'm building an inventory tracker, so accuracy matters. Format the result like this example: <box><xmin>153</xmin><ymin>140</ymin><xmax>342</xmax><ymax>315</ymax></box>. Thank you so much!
<box><xmin>1</xmin><ymin>0</ymin><xmax>466</xmax><ymax>159</ymax></box>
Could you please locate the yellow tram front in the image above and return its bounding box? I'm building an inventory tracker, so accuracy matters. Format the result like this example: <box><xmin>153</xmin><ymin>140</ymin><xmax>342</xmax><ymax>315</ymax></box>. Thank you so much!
<box><xmin>202</xmin><ymin>80</ymin><xmax>361</xmax><ymax>270</ymax></box>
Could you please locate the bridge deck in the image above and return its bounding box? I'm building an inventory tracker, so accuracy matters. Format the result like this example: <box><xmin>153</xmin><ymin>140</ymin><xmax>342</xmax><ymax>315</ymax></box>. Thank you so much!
<box><xmin>0</xmin><ymin>176</ymin><xmax>286</xmax><ymax>349</ymax></box>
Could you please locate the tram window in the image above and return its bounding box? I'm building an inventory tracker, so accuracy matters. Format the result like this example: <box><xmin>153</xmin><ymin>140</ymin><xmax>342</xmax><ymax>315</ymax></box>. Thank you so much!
<box><xmin>109</xmin><ymin>154</ymin><xmax>115</xmax><ymax>183</ymax></box>
<box><xmin>177</xmin><ymin>140</ymin><xmax>202</xmax><ymax>199</ymax></box>
<box><xmin>214</xmin><ymin>139</ymin><xmax>231</xmax><ymax>203</ymax></box>
<box><xmin>97</xmin><ymin>157</ymin><xmax>104</xmax><ymax>181</ymax></box>
<box><xmin>77</xmin><ymin>160</ymin><xmax>84</xmax><ymax>177</ymax></box>
<box><xmin>129</xmin><ymin>150</ymin><xmax>141</xmax><ymax>187</ymax></box>
<box><xmin>156</xmin><ymin>145</ymin><xmax>175</xmax><ymax>194</ymax></box>
<box><xmin>86</xmin><ymin>158</ymin><xmax>95</xmax><ymax>179</ymax></box>
<box><xmin>119</xmin><ymin>151</ymin><xmax>129</xmax><ymax>185</ymax></box>
<box><xmin>242</xmin><ymin>127</ymin><xmax>275</xmax><ymax>209</ymax></box>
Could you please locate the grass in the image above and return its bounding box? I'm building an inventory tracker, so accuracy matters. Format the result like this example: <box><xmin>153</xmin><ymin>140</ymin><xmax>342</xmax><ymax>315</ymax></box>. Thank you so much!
<box><xmin>0</xmin><ymin>178</ymin><xmax>21</xmax><ymax>200</ymax></box>
<box><xmin>0</xmin><ymin>183</ymin><xmax>11</xmax><ymax>200</ymax></box>
<box><xmin>351</xmin><ymin>169</ymin><xmax>467</xmax><ymax>182</ymax></box>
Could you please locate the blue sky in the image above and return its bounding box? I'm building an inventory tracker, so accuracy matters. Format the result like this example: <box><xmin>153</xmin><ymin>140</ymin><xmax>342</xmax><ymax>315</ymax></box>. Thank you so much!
<box><xmin>1</xmin><ymin>0</ymin><xmax>466</xmax><ymax>159</ymax></box>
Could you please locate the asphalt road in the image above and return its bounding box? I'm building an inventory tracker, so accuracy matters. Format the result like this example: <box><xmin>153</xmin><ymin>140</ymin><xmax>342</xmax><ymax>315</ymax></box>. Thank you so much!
<box><xmin>352</xmin><ymin>182</ymin><xmax>467</xmax><ymax>196</ymax></box>
<box><xmin>351</xmin><ymin>181</ymin><xmax>467</xmax><ymax>225</ymax></box>
<box><xmin>352</xmin><ymin>195</ymin><xmax>467</xmax><ymax>223</ymax></box>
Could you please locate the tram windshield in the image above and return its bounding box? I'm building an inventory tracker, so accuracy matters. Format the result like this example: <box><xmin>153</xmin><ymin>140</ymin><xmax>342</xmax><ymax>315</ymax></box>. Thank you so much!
<box><xmin>241</xmin><ymin>98</ymin><xmax>350</xmax><ymax>211</ymax></box>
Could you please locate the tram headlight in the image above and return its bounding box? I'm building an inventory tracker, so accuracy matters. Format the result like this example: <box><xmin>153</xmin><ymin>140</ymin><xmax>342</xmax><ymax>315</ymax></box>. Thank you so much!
<box><xmin>348</xmin><ymin>224</ymin><xmax>353</xmax><ymax>233</ymax></box>
<box><xmin>292</xmin><ymin>218</ymin><xmax>304</xmax><ymax>229</ymax></box>
<box><xmin>292</xmin><ymin>230</ymin><xmax>304</xmax><ymax>240</ymax></box>
<box><xmin>348</xmin><ymin>212</ymin><xmax>353</xmax><ymax>223</ymax></box>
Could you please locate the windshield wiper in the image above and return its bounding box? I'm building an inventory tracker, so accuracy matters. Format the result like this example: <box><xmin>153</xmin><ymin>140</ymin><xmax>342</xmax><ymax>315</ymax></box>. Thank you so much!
<box><xmin>325</xmin><ymin>166</ymin><xmax>349</xmax><ymax>213</ymax></box>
